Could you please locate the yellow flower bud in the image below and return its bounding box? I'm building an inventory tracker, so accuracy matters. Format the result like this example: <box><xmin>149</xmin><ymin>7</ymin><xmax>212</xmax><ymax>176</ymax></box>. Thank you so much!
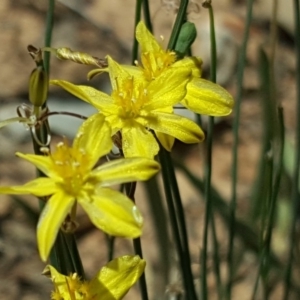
<box><xmin>29</xmin><ymin>66</ymin><xmax>48</xmax><ymax>108</ymax></box>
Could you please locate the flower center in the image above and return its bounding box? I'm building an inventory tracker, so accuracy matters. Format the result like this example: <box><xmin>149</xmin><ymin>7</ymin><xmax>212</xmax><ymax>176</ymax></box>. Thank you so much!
<box><xmin>51</xmin><ymin>274</ymin><xmax>96</xmax><ymax>300</ymax></box>
<box><xmin>112</xmin><ymin>76</ymin><xmax>149</xmax><ymax>119</ymax></box>
<box><xmin>141</xmin><ymin>49</ymin><xmax>176</xmax><ymax>80</ymax></box>
<box><xmin>51</xmin><ymin>141</ymin><xmax>90</xmax><ymax>196</ymax></box>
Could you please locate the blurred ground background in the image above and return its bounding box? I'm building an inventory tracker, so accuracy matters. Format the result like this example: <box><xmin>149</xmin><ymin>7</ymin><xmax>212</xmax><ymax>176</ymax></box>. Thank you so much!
<box><xmin>0</xmin><ymin>0</ymin><xmax>298</xmax><ymax>299</ymax></box>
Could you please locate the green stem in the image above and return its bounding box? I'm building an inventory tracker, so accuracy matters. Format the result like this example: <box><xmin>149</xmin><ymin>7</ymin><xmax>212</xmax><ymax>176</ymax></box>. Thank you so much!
<box><xmin>44</xmin><ymin>0</ymin><xmax>55</xmax><ymax>74</ymax></box>
<box><xmin>33</xmin><ymin>0</ymin><xmax>84</xmax><ymax>277</ymax></box>
<box><xmin>125</xmin><ymin>181</ymin><xmax>149</xmax><ymax>300</ymax></box>
<box><xmin>211</xmin><ymin>215</ymin><xmax>223</xmax><ymax>300</ymax></box>
<box><xmin>165</xmin><ymin>151</ymin><xmax>197</xmax><ymax>300</ymax></box>
<box><xmin>159</xmin><ymin>148</ymin><xmax>197</xmax><ymax>300</ymax></box>
<box><xmin>167</xmin><ymin>0</ymin><xmax>189</xmax><ymax>50</ymax></box>
<box><xmin>106</xmin><ymin>235</ymin><xmax>115</xmax><ymax>262</ymax></box>
<box><xmin>283</xmin><ymin>0</ymin><xmax>300</xmax><ymax>298</ymax></box>
<box><xmin>144</xmin><ymin>177</ymin><xmax>170</xmax><ymax>292</ymax></box>
<box><xmin>132</xmin><ymin>0</ymin><xmax>143</xmax><ymax>64</ymax></box>
<box><xmin>227</xmin><ymin>0</ymin><xmax>254</xmax><ymax>298</ymax></box>
<box><xmin>143</xmin><ymin>0</ymin><xmax>153</xmax><ymax>33</ymax></box>
<box><xmin>201</xmin><ymin>4</ymin><xmax>219</xmax><ymax>299</ymax></box>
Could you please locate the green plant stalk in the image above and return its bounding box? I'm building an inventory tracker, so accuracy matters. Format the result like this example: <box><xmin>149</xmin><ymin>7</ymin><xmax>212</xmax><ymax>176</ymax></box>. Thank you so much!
<box><xmin>44</xmin><ymin>0</ymin><xmax>55</xmax><ymax>74</ymax></box>
<box><xmin>164</xmin><ymin>150</ymin><xmax>198</xmax><ymax>300</ymax></box>
<box><xmin>283</xmin><ymin>0</ymin><xmax>300</xmax><ymax>298</ymax></box>
<box><xmin>105</xmin><ymin>234</ymin><xmax>115</xmax><ymax>262</ymax></box>
<box><xmin>158</xmin><ymin>148</ymin><xmax>193</xmax><ymax>300</ymax></box>
<box><xmin>132</xmin><ymin>0</ymin><xmax>143</xmax><ymax>64</ymax></box>
<box><xmin>227</xmin><ymin>0</ymin><xmax>254</xmax><ymax>298</ymax></box>
<box><xmin>201</xmin><ymin>4</ymin><xmax>222</xmax><ymax>300</ymax></box>
<box><xmin>211</xmin><ymin>214</ymin><xmax>223</xmax><ymax>300</ymax></box>
<box><xmin>125</xmin><ymin>181</ymin><xmax>149</xmax><ymax>300</ymax></box>
<box><xmin>144</xmin><ymin>177</ymin><xmax>170</xmax><ymax>293</ymax></box>
<box><xmin>167</xmin><ymin>0</ymin><xmax>189</xmax><ymax>50</ymax></box>
<box><xmin>33</xmin><ymin>0</ymin><xmax>84</xmax><ymax>277</ymax></box>
<box><xmin>251</xmin><ymin>153</ymin><xmax>273</xmax><ymax>300</ymax></box>
<box><xmin>143</xmin><ymin>0</ymin><xmax>153</xmax><ymax>33</ymax></box>
<box><xmin>164</xmin><ymin>2</ymin><xmax>198</xmax><ymax>298</ymax></box>
<box><xmin>252</xmin><ymin>46</ymin><xmax>284</xmax><ymax>299</ymax></box>
<box><xmin>263</xmin><ymin>107</ymin><xmax>284</xmax><ymax>296</ymax></box>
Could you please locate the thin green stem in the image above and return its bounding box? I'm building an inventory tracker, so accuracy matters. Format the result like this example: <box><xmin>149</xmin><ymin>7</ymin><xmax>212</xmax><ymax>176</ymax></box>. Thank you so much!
<box><xmin>132</xmin><ymin>0</ymin><xmax>143</xmax><ymax>64</ymax></box>
<box><xmin>143</xmin><ymin>0</ymin><xmax>153</xmax><ymax>33</ymax></box>
<box><xmin>125</xmin><ymin>181</ymin><xmax>149</xmax><ymax>300</ymax></box>
<box><xmin>283</xmin><ymin>0</ymin><xmax>300</xmax><ymax>298</ymax></box>
<box><xmin>201</xmin><ymin>3</ymin><xmax>218</xmax><ymax>299</ymax></box>
<box><xmin>201</xmin><ymin>115</ymin><xmax>214</xmax><ymax>300</ymax></box>
<box><xmin>106</xmin><ymin>235</ymin><xmax>115</xmax><ymax>262</ymax></box>
<box><xmin>211</xmin><ymin>215</ymin><xmax>223</xmax><ymax>300</ymax></box>
<box><xmin>167</xmin><ymin>0</ymin><xmax>189</xmax><ymax>50</ymax></box>
<box><xmin>144</xmin><ymin>177</ymin><xmax>170</xmax><ymax>291</ymax></box>
<box><xmin>44</xmin><ymin>0</ymin><xmax>55</xmax><ymax>74</ymax></box>
<box><xmin>159</xmin><ymin>148</ymin><xmax>197</xmax><ymax>300</ymax></box>
<box><xmin>227</xmin><ymin>0</ymin><xmax>254</xmax><ymax>298</ymax></box>
<box><xmin>164</xmin><ymin>150</ymin><xmax>198</xmax><ymax>300</ymax></box>
<box><xmin>32</xmin><ymin>0</ymin><xmax>84</xmax><ymax>277</ymax></box>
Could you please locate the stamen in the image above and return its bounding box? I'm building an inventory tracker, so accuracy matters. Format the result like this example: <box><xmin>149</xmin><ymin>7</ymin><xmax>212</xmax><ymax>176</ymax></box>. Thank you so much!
<box><xmin>40</xmin><ymin>147</ymin><xmax>50</xmax><ymax>154</ymax></box>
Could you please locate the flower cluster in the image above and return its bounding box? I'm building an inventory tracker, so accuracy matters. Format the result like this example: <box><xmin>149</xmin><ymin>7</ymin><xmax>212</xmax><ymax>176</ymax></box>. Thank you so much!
<box><xmin>45</xmin><ymin>255</ymin><xmax>145</xmax><ymax>300</ymax></box>
<box><xmin>51</xmin><ymin>21</ymin><xmax>234</xmax><ymax>158</ymax></box>
<box><xmin>0</xmin><ymin>21</ymin><xmax>234</xmax><ymax>299</ymax></box>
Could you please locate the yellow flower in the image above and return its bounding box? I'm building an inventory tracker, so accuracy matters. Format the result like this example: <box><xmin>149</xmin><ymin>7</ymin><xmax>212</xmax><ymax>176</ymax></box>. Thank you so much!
<box><xmin>45</xmin><ymin>255</ymin><xmax>145</xmax><ymax>300</ymax></box>
<box><xmin>126</xmin><ymin>21</ymin><xmax>234</xmax><ymax>116</ymax></box>
<box><xmin>0</xmin><ymin>114</ymin><xmax>160</xmax><ymax>261</ymax></box>
<box><xmin>51</xmin><ymin>56</ymin><xmax>204</xmax><ymax>158</ymax></box>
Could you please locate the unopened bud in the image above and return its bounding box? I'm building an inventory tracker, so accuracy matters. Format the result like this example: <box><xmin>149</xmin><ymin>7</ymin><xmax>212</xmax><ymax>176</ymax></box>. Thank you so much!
<box><xmin>175</xmin><ymin>22</ymin><xmax>197</xmax><ymax>58</ymax></box>
<box><xmin>29</xmin><ymin>66</ymin><xmax>48</xmax><ymax>107</ymax></box>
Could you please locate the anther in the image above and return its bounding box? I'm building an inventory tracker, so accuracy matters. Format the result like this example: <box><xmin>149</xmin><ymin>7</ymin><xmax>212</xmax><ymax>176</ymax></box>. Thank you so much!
<box><xmin>40</xmin><ymin>147</ymin><xmax>50</xmax><ymax>154</ymax></box>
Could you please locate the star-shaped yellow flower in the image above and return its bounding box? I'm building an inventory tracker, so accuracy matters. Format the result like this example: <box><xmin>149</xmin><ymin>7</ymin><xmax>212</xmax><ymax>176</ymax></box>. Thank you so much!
<box><xmin>51</xmin><ymin>56</ymin><xmax>204</xmax><ymax>158</ymax></box>
<box><xmin>45</xmin><ymin>255</ymin><xmax>145</xmax><ymax>300</ymax></box>
<box><xmin>0</xmin><ymin>114</ymin><xmax>160</xmax><ymax>261</ymax></box>
<box><xmin>120</xmin><ymin>21</ymin><xmax>234</xmax><ymax>116</ymax></box>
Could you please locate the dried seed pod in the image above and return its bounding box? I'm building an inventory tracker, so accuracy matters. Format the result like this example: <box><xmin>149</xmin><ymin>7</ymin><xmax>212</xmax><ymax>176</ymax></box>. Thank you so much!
<box><xmin>55</xmin><ymin>47</ymin><xmax>107</xmax><ymax>68</ymax></box>
<box><xmin>28</xmin><ymin>45</ymin><xmax>43</xmax><ymax>65</ymax></box>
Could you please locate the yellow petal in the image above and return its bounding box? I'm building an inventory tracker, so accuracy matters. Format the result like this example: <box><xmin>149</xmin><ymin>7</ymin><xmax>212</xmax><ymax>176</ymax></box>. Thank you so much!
<box><xmin>0</xmin><ymin>177</ymin><xmax>57</xmax><ymax>196</ymax></box>
<box><xmin>122</xmin><ymin>125</ymin><xmax>159</xmax><ymax>158</ymax></box>
<box><xmin>145</xmin><ymin>67</ymin><xmax>191</xmax><ymax>110</ymax></box>
<box><xmin>136</xmin><ymin>21</ymin><xmax>162</xmax><ymax>53</ymax></box>
<box><xmin>173</xmin><ymin>56</ymin><xmax>203</xmax><ymax>77</ymax></box>
<box><xmin>43</xmin><ymin>265</ymin><xmax>69</xmax><ymax>294</ymax></box>
<box><xmin>50</xmin><ymin>80</ymin><xmax>117</xmax><ymax>114</ymax></box>
<box><xmin>37</xmin><ymin>191</ymin><xmax>75</xmax><ymax>261</ymax></box>
<box><xmin>15</xmin><ymin>153</ymin><xmax>57</xmax><ymax>179</ymax></box>
<box><xmin>79</xmin><ymin>188</ymin><xmax>143</xmax><ymax>238</ymax></box>
<box><xmin>107</xmin><ymin>56</ymin><xmax>132</xmax><ymax>91</ymax></box>
<box><xmin>91</xmin><ymin>157</ymin><xmax>160</xmax><ymax>185</ymax></box>
<box><xmin>147</xmin><ymin>111</ymin><xmax>204</xmax><ymax>144</ymax></box>
<box><xmin>156</xmin><ymin>132</ymin><xmax>175</xmax><ymax>151</ymax></box>
<box><xmin>90</xmin><ymin>255</ymin><xmax>146</xmax><ymax>299</ymax></box>
<box><xmin>87</xmin><ymin>67</ymin><xmax>108</xmax><ymax>80</ymax></box>
<box><xmin>73</xmin><ymin>113</ymin><xmax>112</xmax><ymax>169</ymax></box>
<box><xmin>183</xmin><ymin>78</ymin><xmax>234</xmax><ymax>116</ymax></box>
<box><xmin>122</xmin><ymin>65</ymin><xmax>144</xmax><ymax>78</ymax></box>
